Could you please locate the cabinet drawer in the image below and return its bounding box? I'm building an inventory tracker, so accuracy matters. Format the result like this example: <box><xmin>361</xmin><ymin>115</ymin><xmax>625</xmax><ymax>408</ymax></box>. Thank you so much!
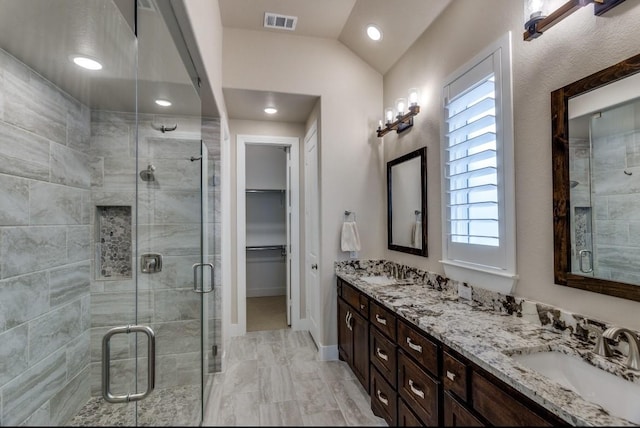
<box><xmin>398</xmin><ymin>350</ymin><xmax>439</xmax><ymax>426</ymax></box>
<box><xmin>398</xmin><ymin>398</ymin><xmax>424</xmax><ymax>426</ymax></box>
<box><xmin>398</xmin><ymin>320</ymin><xmax>439</xmax><ymax>376</ymax></box>
<box><xmin>342</xmin><ymin>282</ymin><xmax>369</xmax><ymax>318</ymax></box>
<box><xmin>370</xmin><ymin>365</ymin><xmax>397</xmax><ymax>426</ymax></box>
<box><xmin>472</xmin><ymin>371</ymin><xmax>551</xmax><ymax>427</ymax></box>
<box><xmin>370</xmin><ymin>326</ymin><xmax>397</xmax><ymax>387</ymax></box>
<box><xmin>369</xmin><ymin>300</ymin><xmax>396</xmax><ymax>341</ymax></box>
<box><xmin>443</xmin><ymin>350</ymin><xmax>468</xmax><ymax>402</ymax></box>
<box><xmin>444</xmin><ymin>391</ymin><xmax>484</xmax><ymax>427</ymax></box>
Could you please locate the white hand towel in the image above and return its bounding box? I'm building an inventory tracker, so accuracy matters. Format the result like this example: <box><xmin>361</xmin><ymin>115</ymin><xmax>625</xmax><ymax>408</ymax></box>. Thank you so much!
<box><xmin>411</xmin><ymin>221</ymin><xmax>422</xmax><ymax>248</ymax></box>
<box><xmin>341</xmin><ymin>221</ymin><xmax>361</xmax><ymax>252</ymax></box>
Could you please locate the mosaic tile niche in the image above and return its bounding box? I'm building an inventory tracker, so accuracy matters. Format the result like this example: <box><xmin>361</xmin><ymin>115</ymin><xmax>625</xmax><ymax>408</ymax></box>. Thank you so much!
<box><xmin>96</xmin><ymin>206</ymin><xmax>132</xmax><ymax>279</ymax></box>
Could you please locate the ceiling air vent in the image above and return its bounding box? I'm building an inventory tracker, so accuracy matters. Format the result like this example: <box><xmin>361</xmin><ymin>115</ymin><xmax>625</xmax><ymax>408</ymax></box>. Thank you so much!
<box><xmin>264</xmin><ymin>12</ymin><xmax>297</xmax><ymax>31</ymax></box>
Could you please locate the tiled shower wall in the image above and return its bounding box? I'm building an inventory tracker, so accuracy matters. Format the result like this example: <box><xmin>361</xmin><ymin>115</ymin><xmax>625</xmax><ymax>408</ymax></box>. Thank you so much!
<box><xmin>0</xmin><ymin>48</ymin><xmax>92</xmax><ymax>426</ymax></box>
<box><xmin>591</xmin><ymin>122</ymin><xmax>640</xmax><ymax>284</ymax></box>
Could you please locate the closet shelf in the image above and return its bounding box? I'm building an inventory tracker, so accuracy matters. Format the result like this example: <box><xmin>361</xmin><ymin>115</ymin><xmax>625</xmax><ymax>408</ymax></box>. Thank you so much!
<box><xmin>246</xmin><ymin>189</ymin><xmax>285</xmax><ymax>193</ymax></box>
<box><xmin>246</xmin><ymin>245</ymin><xmax>286</xmax><ymax>251</ymax></box>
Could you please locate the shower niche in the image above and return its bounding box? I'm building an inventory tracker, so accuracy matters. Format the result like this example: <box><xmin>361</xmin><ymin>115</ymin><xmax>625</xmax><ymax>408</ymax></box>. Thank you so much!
<box><xmin>96</xmin><ymin>205</ymin><xmax>133</xmax><ymax>279</ymax></box>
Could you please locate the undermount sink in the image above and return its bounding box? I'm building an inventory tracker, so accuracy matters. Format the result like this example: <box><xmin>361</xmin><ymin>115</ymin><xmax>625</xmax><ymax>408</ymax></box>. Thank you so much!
<box><xmin>360</xmin><ymin>275</ymin><xmax>398</xmax><ymax>285</ymax></box>
<box><xmin>512</xmin><ymin>351</ymin><xmax>640</xmax><ymax>424</ymax></box>
<box><xmin>360</xmin><ymin>275</ymin><xmax>413</xmax><ymax>286</ymax></box>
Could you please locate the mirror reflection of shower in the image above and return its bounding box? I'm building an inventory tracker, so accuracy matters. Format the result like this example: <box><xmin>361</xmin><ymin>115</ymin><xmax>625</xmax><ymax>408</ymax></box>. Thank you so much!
<box><xmin>140</xmin><ymin>164</ymin><xmax>156</xmax><ymax>181</ymax></box>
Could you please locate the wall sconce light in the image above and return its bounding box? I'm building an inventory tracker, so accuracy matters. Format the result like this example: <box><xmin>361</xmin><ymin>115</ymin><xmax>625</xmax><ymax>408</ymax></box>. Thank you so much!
<box><xmin>524</xmin><ymin>0</ymin><xmax>626</xmax><ymax>41</ymax></box>
<box><xmin>377</xmin><ymin>89</ymin><xmax>421</xmax><ymax>137</ymax></box>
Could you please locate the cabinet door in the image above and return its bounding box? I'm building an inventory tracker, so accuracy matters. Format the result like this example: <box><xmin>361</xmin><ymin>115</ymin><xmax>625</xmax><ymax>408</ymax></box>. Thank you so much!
<box><xmin>338</xmin><ymin>298</ymin><xmax>353</xmax><ymax>365</ymax></box>
<box><xmin>351</xmin><ymin>308</ymin><xmax>369</xmax><ymax>392</ymax></box>
<box><xmin>444</xmin><ymin>391</ymin><xmax>484</xmax><ymax>427</ymax></box>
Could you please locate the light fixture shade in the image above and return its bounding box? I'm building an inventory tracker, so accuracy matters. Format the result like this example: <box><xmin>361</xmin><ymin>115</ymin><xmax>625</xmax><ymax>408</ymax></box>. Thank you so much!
<box><xmin>385</xmin><ymin>107</ymin><xmax>394</xmax><ymax>124</ymax></box>
<box><xmin>408</xmin><ymin>88</ymin><xmax>420</xmax><ymax>106</ymax></box>
<box><xmin>396</xmin><ymin>98</ymin><xmax>407</xmax><ymax>116</ymax></box>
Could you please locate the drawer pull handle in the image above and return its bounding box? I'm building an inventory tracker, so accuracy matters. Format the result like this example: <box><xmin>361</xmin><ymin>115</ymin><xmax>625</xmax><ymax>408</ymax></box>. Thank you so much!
<box><xmin>406</xmin><ymin>337</ymin><xmax>422</xmax><ymax>353</ymax></box>
<box><xmin>375</xmin><ymin>314</ymin><xmax>387</xmax><ymax>325</ymax></box>
<box><xmin>376</xmin><ymin>390</ymin><xmax>389</xmax><ymax>406</ymax></box>
<box><xmin>360</xmin><ymin>303</ymin><xmax>365</xmax><ymax>310</ymax></box>
<box><xmin>409</xmin><ymin>379</ymin><xmax>424</xmax><ymax>399</ymax></box>
<box><xmin>375</xmin><ymin>347</ymin><xmax>388</xmax><ymax>361</ymax></box>
<box><xmin>446</xmin><ymin>370</ymin><xmax>456</xmax><ymax>381</ymax></box>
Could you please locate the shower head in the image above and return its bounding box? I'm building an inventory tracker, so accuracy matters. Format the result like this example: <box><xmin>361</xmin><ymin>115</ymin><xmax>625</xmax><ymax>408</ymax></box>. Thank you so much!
<box><xmin>140</xmin><ymin>165</ymin><xmax>156</xmax><ymax>182</ymax></box>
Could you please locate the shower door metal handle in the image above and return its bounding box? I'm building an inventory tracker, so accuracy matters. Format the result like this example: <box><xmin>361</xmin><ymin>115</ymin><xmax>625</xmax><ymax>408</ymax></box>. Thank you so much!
<box><xmin>579</xmin><ymin>250</ymin><xmax>594</xmax><ymax>273</ymax></box>
<box><xmin>102</xmin><ymin>325</ymin><xmax>156</xmax><ymax>403</ymax></box>
<box><xmin>192</xmin><ymin>263</ymin><xmax>214</xmax><ymax>293</ymax></box>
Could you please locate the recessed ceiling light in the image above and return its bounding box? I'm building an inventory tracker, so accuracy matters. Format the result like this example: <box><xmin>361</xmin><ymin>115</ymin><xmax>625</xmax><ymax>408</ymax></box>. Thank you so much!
<box><xmin>155</xmin><ymin>99</ymin><xmax>172</xmax><ymax>107</ymax></box>
<box><xmin>71</xmin><ymin>55</ymin><xmax>102</xmax><ymax>70</ymax></box>
<box><xmin>366</xmin><ymin>24</ymin><xmax>382</xmax><ymax>41</ymax></box>
<box><xmin>264</xmin><ymin>107</ymin><xmax>278</xmax><ymax>114</ymax></box>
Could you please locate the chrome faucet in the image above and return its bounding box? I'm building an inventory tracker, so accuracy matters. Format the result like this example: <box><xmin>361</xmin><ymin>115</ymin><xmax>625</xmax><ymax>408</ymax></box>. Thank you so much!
<box><xmin>602</xmin><ymin>327</ymin><xmax>640</xmax><ymax>370</ymax></box>
<box><xmin>585</xmin><ymin>324</ymin><xmax>612</xmax><ymax>358</ymax></box>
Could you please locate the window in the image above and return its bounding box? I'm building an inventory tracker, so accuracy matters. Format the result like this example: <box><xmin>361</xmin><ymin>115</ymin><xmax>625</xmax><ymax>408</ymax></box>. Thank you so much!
<box><xmin>440</xmin><ymin>32</ymin><xmax>517</xmax><ymax>293</ymax></box>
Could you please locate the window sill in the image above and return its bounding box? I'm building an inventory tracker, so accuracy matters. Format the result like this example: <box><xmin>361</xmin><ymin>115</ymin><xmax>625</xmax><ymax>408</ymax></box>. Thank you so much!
<box><xmin>440</xmin><ymin>259</ymin><xmax>518</xmax><ymax>295</ymax></box>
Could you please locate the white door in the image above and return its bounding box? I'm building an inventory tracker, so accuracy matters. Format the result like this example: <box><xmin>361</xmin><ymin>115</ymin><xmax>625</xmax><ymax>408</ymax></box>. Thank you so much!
<box><xmin>286</xmin><ymin>147</ymin><xmax>292</xmax><ymax>326</ymax></box>
<box><xmin>304</xmin><ymin>124</ymin><xmax>320</xmax><ymax>345</ymax></box>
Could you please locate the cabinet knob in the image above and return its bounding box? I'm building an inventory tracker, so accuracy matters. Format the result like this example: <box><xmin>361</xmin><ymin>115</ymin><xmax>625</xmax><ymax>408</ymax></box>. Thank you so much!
<box><xmin>311</xmin><ymin>263</ymin><xmax>318</xmax><ymax>270</ymax></box>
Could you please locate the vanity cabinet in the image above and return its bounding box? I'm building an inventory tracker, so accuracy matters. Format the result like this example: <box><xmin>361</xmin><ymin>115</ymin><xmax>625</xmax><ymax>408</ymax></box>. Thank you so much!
<box><xmin>369</xmin><ymin>300</ymin><xmax>398</xmax><ymax>425</ymax></box>
<box><xmin>336</xmin><ymin>276</ymin><xmax>572</xmax><ymax>427</ymax></box>
<box><xmin>337</xmin><ymin>278</ymin><xmax>369</xmax><ymax>392</ymax></box>
<box><xmin>442</xmin><ymin>346</ymin><xmax>568</xmax><ymax>427</ymax></box>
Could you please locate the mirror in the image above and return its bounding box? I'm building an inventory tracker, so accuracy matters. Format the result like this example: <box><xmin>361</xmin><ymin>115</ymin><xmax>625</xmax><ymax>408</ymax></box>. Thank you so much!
<box><xmin>552</xmin><ymin>52</ymin><xmax>640</xmax><ymax>302</ymax></box>
<box><xmin>387</xmin><ymin>147</ymin><xmax>428</xmax><ymax>256</ymax></box>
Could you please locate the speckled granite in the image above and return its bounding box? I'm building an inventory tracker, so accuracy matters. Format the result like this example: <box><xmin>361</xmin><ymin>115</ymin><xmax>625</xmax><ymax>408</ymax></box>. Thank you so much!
<box><xmin>67</xmin><ymin>384</ymin><xmax>200</xmax><ymax>426</ymax></box>
<box><xmin>335</xmin><ymin>260</ymin><xmax>640</xmax><ymax>426</ymax></box>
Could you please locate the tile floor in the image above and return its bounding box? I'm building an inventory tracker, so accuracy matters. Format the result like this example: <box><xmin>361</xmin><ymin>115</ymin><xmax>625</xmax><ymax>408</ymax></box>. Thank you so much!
<box><xmin>203</xmin><ymin>329</ymin><xmax>387</xmax><ymax>426</ymax></box>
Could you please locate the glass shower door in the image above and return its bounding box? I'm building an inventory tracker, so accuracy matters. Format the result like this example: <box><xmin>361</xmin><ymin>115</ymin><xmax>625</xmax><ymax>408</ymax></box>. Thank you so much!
<box><xmin>134</xmin><ymin>1</ymin><xmax>207</xmax><ymax>425</ymax></box>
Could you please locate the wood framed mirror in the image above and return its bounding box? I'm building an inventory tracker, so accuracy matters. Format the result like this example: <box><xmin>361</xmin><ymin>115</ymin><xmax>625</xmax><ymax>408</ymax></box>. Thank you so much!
<box><xmin>387</xmin><ymin>146</ymin><xmax>428</xmax><ymax>256</ymax></box>
<box><xmin>552</xmin><ymin>52</ymin><xmax>640</xmax><ymax>302</ymax></box>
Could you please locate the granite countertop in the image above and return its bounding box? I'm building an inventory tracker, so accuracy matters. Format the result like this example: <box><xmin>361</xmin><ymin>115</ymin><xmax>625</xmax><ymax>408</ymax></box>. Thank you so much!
<box><xmin>336</xmin><ymin>268</ymin><xmax>639</xmax><ymax>427</ymax></box>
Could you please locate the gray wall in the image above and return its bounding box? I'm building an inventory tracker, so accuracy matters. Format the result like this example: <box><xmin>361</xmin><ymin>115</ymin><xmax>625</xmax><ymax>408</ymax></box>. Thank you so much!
<box><xmin>0</xmin><ymin>47</ymin><xmax>92</xmax><ymax>427</ymax></box>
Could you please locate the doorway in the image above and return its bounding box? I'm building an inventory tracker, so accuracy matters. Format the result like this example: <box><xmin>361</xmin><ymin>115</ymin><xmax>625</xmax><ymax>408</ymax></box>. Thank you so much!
<box><xmin>237</xmin><ymin>135</ymin><xmax>300</xmax><ymax>334</ymax></box>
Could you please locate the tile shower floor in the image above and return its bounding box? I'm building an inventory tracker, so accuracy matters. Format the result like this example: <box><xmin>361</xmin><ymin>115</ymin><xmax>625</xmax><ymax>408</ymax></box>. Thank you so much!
<box><xmin>203</xmin><ymin>329</ymin><xmax>387</xmax><ymax>426</ymax></box>
<box><xmin>68</xmin><ymin>384</ymin><xmax>200</xmax><ymax>426</ymax></box>
<box><xmin>68</xmin><ymin>329</ymin><xmax>385</xmax><ymax>426</ymax></box>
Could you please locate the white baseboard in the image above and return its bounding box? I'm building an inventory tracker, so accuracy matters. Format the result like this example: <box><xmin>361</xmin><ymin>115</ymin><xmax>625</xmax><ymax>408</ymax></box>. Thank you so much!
<box><xmin>318</xmin><ymin>344</ymin><xmax>338</xmax><ymax>361</ymax></box>
<box><xmin>246</xmin><ymin>288</ymin><xmax>286</xmax><ymax>298</ymax></box>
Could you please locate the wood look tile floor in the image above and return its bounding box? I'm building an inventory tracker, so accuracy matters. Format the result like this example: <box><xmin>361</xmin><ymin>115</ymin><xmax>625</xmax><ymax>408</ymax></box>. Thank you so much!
<box><xmin>203</xmin><ymin>329</ymin><xmax>387</xmax><ymax>426</ymax></box>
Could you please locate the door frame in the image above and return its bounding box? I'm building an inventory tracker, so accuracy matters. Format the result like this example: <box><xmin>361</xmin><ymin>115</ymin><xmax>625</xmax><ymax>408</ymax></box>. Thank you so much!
<box><xmin>236</xmin><ymin>134</ymin><xmax>300</xmax><ymax>335</ymax></box>
<box><xmin>303</xmin><ymin>121</ymin><xmax>320</xmax><ymax>346</ymax></box>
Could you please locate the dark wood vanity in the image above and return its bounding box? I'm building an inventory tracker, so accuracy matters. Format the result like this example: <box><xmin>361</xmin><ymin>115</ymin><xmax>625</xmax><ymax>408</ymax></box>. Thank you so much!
<box><xmin>337</xmin><ymin>277</ymin><xmax>569</xmax><ymax>426</ymax></box>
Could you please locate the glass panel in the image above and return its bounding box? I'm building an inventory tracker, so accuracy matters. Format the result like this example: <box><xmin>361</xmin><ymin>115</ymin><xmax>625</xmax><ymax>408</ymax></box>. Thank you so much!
<box><xmin>135</xmin><ymin>0</ymin><xmax>204</xmax><ymax>425</ymax></box>
<box><xmin>0</xmin><ymin>0</ymin><xmax>138</xmax><ymax>425</ymax></box>
<box><xmin>570</xmin><ymin>99</ymin><xmax>640</xmax><ymax>282</ymax></box>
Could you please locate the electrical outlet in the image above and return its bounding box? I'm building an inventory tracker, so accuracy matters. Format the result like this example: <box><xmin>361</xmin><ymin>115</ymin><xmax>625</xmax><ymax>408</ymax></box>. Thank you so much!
<box><xmin>458</xmin><ymin>283</ymin><xmax>472</xmax><ymax>300</ymax></box>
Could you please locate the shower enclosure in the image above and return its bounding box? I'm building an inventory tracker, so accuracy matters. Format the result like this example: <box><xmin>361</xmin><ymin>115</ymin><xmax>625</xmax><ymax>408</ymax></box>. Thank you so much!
<box><xmin>0</xmin><ymin>0</ymin><xmax>220</xmax><ymax>426</ymax></box>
